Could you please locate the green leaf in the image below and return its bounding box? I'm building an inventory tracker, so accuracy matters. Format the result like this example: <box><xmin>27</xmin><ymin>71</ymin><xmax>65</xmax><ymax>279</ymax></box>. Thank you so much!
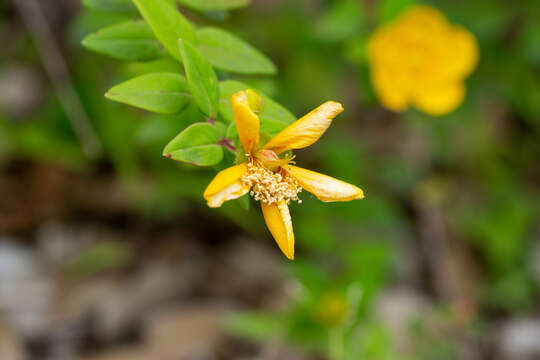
<box><xmin>82</xmin><ymin>20</ymin><xmax>164</xmax><ymax>61</ymax></box>
<box><xmin>345</xmin><ymin>33</ymin><xmax>369</xmax><ymax>64</ymax></box>
<box><xmin>219</xmin><ymin>80</ymin><xmax>296</xmax><ymax>135</ymax></box>
<box><xmin>131</xmin><ymin>0</ymin><xmax>195</xmax><ymax>61</ymax></box>
<box><xmin>315</xmin><ymin>0</ymin><xmax>364</xmax><ymax>42</ymax></box>
<box><xmin>226</xmin><ymin>121</ymin><xmax>238</xmax><ymax>139</ymax></box>
<box><xmin>224</xmin><ymin>311</ymin><xmax>282</xmax><ymax>342</ymax></box>
<box><xmin>196</xmin><ymin>27</ymin><xmax>276</xmax><ymax>74</ymax></box>
<box><xmin>236</xmin><ymin>193</ymin><xmax>250</xmax><ymax>210</ymax></box>
<box><xmin>82</xmin><ymin>0</ymin><xmax>136</xmax><ymax>13</ymax></box>
<box><xmin>179</xmin><ymin>39</ymin><xmax>220</xmax><ymax>118</ymax></box>
<box><xmin>105</xmin><ymin>73</ymin><xmax>191</xmax><ymax>114</ymax></box>
<box><xmin>176</xmin><ymin>0</ymin><xmax>249</xmax><ymax>11</ymax></box>
<box><xmin>378</xmin><ymin>0</ymin><xmax>416</xmax><ymax>24</ymax></box>
<box><xmin>163</xmin><ymin>122</ymin><xmax>225</xmax><ymax>166</ymax></box>
<box><xmin>167</xmin><ymin>145</ymin><xmax>223</xmax><ymax>166</ymax></box>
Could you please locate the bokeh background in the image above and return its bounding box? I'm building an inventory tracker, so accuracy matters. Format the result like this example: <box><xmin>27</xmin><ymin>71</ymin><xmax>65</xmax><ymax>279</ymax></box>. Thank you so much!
<box><xmin>1</xmin><ymin>0</ymin><xmax>540</xmax><ymax>359</ymax></box>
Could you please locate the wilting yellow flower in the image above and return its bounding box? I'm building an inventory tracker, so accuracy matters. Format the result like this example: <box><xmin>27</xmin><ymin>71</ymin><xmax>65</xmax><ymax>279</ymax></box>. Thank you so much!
<box><xmin>367</xmin><ymin>5</ymin><xmax>478</xmax><ymax>116</ymax></box>
<box><xmin>204</xmin><ymin>90</ymin><xmax>364</xmax><ymax>259</ymax></box>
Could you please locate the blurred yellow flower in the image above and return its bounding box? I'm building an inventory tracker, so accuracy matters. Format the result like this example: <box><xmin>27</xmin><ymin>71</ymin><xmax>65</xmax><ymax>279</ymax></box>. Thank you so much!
<box><xmin>203</xmin><ymin>90</ymin><xmax>365</xmax><ymax>260</ymax></box>
<box><xmin>317</xmin><ymin>293</ymin><xmax>349</xmax><ymax>327</ymax></box>
<box><xmin>367</xmin><ymin>5</ymin><xmax>479</xmax><ymax>116</ymax></box>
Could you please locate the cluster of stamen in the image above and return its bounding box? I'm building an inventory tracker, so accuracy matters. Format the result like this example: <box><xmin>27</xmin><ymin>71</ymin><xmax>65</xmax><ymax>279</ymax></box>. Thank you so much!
<box><xmin>242</xmin><ymin>158</ymin><xmax>302</xmax><ymax>205</ymax></box>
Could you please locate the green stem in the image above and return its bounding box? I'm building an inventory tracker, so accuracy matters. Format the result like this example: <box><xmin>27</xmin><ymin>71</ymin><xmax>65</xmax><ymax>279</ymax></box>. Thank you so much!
<box><xmin>329</xmin><ymin>327</ymin><xmax>344</xmax><ymax>360</ymax></box>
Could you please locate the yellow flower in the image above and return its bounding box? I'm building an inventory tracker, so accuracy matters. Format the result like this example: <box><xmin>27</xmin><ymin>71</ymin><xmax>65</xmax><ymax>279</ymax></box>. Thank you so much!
<box><xmin>317</xmin><ymin>292</ymin><xmax>349</xmax><ymax>328</ymax></box>
<box><xmin>204</xmin><ymin>90</ymin><xmax>365</xmax><ymax>260</ymax></box>
<box><xmin>367</xmin><ymin>5</ymin><xmax>479</xmax><ymax>116</ymax></box>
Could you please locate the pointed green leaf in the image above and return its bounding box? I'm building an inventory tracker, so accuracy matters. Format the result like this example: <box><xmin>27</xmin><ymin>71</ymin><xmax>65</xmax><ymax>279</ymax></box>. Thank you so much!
<box><xmin>164</xmin><ymin>122</ymin><xmax>224</xmax><ymax>152</ymax></box>
<box><xmin>82</xmin><ymin>0</ymin><xmax>136</xmax><ymax>12</ymax></box>
<box><xmin>106</xmin><ymin>73</ymin><xmax>191</xmax><ymax>114</ymax></box>
<box><xmin>167</xmin><ymin>145</ymin><xmax>223</xmax><ymax>166</ymax></box>
<box><xmin>195</xmin><ymin>27</ymin><xmax>276</xmax><ymax>74</ymax></box>
<box><xmin>131</xmin><ymin>0</ymin><xmax>195</xmax><ymax>61</ymax></box>
<box><xmin>219</xmin><ymin>80</ymin><xmax>296</xmax><ymax>135</ymax></box>
<box><xmin>176</xmin><ymin>0</ymin><xmax>249</xmax><ymax>11</ymax></box>
<box><xmin>163</xmin><ymin>122</ymin><xmax>225</xmax><ymax>166</ymax></box>
<box><xmin>179</xmin><ymin>39</ymin><xmax>220</xmax><ymax>118</ymax></box>
<box><xmin>82</xmin><ymin>20</ymin><xmax>164</xmax><ymax>61</ymax></box>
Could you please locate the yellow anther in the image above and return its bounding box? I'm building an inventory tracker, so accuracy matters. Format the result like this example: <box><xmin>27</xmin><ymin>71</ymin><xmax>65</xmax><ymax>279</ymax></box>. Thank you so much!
<box><xmin>241</xmin><ymin>158</ymin><xmax>302</xmax><ymax>205</ymax></box>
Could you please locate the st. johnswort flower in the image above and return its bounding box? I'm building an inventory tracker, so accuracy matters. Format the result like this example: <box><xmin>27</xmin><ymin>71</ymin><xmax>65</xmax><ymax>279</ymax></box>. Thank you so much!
<box><xmin>203</xmin><ymin>90</ymin><xmax>365</xmax><ymax>259</ymax></box>
<box><xmin>367</xmin><ymin>5</ymin><xmax>479</xmax><ymax>116</ymax></box>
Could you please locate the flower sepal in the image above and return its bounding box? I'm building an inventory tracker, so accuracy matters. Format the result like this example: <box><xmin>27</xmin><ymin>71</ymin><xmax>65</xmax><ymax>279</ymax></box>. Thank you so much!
<box><xmin>256</xmin><ymin>149</ymin><xmax>295</xmax><ymax>171</ymax></box>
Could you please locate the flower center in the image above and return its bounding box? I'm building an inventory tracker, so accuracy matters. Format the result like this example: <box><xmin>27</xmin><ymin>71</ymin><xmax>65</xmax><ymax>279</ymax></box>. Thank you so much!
<box><xmin>242</xmin><ymin>158</ymin><xmax>302</xmax><ymax>205</ymax></box>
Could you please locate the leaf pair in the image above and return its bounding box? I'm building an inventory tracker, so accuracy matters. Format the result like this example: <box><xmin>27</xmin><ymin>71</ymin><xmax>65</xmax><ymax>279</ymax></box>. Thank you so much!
<box><xmin>82</xmin><ymin>21</ymin><xmax>276</xmax><ymax>74</ymax></box>
<box><xmin>86</xmin><ymin>0</ymin><xmax>291</xmax><ymax>168</ymax></box>
<box><xmin>105</xmin><ymin>75</ymin><xmax>296</xmax><ymax>166</ymax></box>
<box><xmin>103</xmin><ymin>36</ymin><xmax>221</xmax><ymax>166</ymax></box>
<box><xmin>106</xmin><ymin>75</ymin><xmax>295</xmax><ymax>122</ymax></box>
<box><xmin>95</xmin><ymin>13</ymin><xmax>220</xmax><ymax>120</ymax></box>
<box><xmin>131</xmin><ymin>0</ymin><xmax>195</xmax><ymax>61</ymax></box>
<box><xmin>106</xmin><ymin>75</ymin><xmax>296</xmax><ymax>131</ymax></box>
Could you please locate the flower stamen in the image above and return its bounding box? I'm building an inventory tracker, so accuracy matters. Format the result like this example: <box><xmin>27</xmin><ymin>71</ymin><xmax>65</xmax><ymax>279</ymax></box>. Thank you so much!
<box><xmin>242</xmin><ymin>158</ymin><xmax>302</xmax><ymax>205</ymax></box>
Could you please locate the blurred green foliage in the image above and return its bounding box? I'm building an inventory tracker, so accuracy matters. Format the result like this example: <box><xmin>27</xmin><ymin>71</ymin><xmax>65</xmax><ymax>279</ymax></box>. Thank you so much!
<box><xmin>1</xmin><ymin>0</ymin><xmax>540</xmax><ymax>358</ymax></box>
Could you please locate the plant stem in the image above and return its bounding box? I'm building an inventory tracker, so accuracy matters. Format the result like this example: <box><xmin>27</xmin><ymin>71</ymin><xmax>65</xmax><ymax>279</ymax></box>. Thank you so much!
<box><xmin>329</xmin><ymin>327</ymin><xmax>344</xmax><ymax>360</ymax></box>
<box><xmin>13</xmin><ymin>0</ymin><xmax>102</xmax><ymax>159</ymax></box>
<box><xmin>219</xmin><ymin>138</ymin><xmax>237</xmax><ymax>153</ymax></box>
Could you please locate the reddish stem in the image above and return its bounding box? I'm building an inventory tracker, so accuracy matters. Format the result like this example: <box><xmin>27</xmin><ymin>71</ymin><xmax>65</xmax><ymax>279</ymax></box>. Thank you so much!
<box><xmin>218</xmin><ymin>138</ymin><xmax>237</xmax><ymax>152</ymax></box>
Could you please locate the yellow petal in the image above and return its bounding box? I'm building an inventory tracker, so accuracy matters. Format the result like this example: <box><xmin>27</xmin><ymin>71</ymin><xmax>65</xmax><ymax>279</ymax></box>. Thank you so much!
<box><xmin>371</xmin><ymin>68</ymin><xmax>410</xmax><ymax>112</ymax></box>
<box><xmin>261</xmin><ymin>200</ymin><xmax>294</xmax><ymax>260</ymax></box>
<box><xmin>263</xmin><ymin>101</ymin><xmax>343</xmax><ymax>154</ymax></box>
<box><xmin>399</xmin><ymin>5</ymin><xmax>448</xmax><ymax>28</ymax></box>
<box><xmin>449</xmin><ymin>26</ymin><xmax>478</xmax><ymax>79</ymax></box>
<box><xmin>231</xmin><ymin>91</ymin><xmax>260</xmax><ymax>154</ymax></box>
<box><xmin>203</xmin><ymin>163</ymin><xmax>249</xmax><ymax>208</ymax></box>
<box><xmin>414</xmin><ymin>82</ymin><xmax>465</xmax><ymax>116</ymax></box>
<box><xmin>287</xmin><ymin>165</ymin><xmax>364</xmax><ymax>202</ymax></box>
